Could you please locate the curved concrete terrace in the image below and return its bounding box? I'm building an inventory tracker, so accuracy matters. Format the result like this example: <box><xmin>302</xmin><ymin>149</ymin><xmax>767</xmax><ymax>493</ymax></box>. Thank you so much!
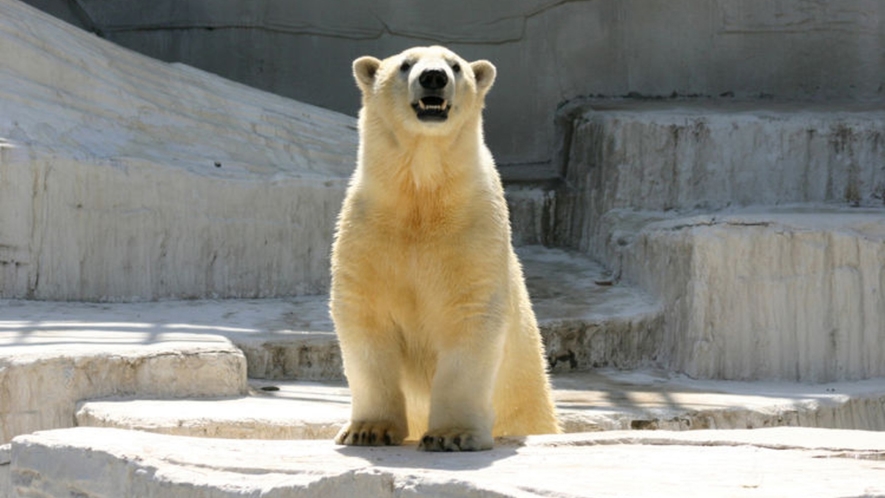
<box><xmin>11</xmin><ymin>427</ymin><xmax>885</xmax><ymax>497</ymax></box>
<box><xmin>0</xmin><ymin>0</ymin><xmax>355</xmax><ymax>301</ymax></box>
<box><xmin>2</xmin><ymin>1</ymin><xmax>885</xmax><ymax>496</ymax></box>
<box><xmin>554</xmin><ymin>100</ymin><xmax>885</xmax><ymax>382</ymax></box>
<box><xmin>0</xmin><ymin>246</ymin><xmax>663</xmax><ymax>446</ymax></box>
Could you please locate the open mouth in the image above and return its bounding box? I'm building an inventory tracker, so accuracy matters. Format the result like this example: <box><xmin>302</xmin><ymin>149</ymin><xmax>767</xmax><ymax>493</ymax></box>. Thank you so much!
<box><xmin>412</xmin><ymin>96</ymin><xmax>450</xmax><ymax>121</ymax></box>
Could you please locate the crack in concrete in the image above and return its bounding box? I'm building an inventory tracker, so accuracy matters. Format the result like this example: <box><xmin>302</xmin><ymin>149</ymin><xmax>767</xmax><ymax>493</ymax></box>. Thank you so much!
<box><xmin>818</xmin><ymin>451</ymin><xmax>885</xmax><ymax>461</ymax></box>
<box><xmin>659</xmin><ymin>218</ymin><xmax>774</xmax><ymax>232</ymax></box>
<box><xmin>74</xmin><ymin>0</ymin><xmax>597</xmax><ymax>45</ymax></box>
<box><xmin>564</xmin><ymin>435</ymin><xmax>881</xmax><ymax>455</ymax></box>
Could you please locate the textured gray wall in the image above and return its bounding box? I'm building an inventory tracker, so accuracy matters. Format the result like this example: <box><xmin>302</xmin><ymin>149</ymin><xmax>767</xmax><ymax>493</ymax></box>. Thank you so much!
<box><xmin>22</xmin><ymin>0</ymin><xmax>885</xmax><ymax>166</ymax></box>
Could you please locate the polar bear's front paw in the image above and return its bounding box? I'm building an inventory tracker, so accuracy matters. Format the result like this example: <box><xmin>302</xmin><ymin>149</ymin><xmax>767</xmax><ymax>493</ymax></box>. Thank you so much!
<box><xmin>335</xmin><ymin>421</ymin><xmax>405</xmax><ymax>446</ymax></box>
<box><xmin>417</xmin><ymin>429</ymin><xmax>493</xmax><ymax>452</ymax></box>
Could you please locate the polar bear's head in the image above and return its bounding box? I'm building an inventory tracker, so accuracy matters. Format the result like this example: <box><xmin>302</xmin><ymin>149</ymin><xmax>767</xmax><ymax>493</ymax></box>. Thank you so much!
<box><xmin>353</xmin><ymin>46</ymin><xmax>496</xmax><ymax>136</ymax></box>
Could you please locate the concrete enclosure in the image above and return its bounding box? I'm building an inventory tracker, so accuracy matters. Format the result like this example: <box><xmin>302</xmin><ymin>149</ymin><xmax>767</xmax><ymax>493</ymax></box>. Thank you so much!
<box><xmin>21</xmin><ymin>0</ymin><xmax>885</xmax><ymax>167</ymax></box>
<box><xmin>3</xmin><ymin>2</ymin><xmax>885</xmax><ymax>495</ymax></box>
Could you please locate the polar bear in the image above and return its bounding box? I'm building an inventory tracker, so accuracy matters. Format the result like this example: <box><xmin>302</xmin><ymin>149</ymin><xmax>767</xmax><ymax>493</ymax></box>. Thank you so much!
<box><xmin>330</xmin><ymin>46</ymin><xmax>559</xmax><ymax>451</ymax></box>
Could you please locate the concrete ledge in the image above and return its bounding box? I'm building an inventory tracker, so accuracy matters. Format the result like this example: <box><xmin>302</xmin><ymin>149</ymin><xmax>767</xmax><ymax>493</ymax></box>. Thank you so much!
<box><xmin>556</xmin><ymin>370</ymin><xmax>885</xmax><ymax>433</ymax></box>
<box><xmin>1</xmin><ymin>246</ymin><xmax>662</xmax><ymax>383</ymax></box>
<box><xmin>0</xmin><ymin>351</ymin><xmax>246</xmax><ymax>447</ymax></box>
<box><xmin>552</xmin><ymin>100</ymin><xmax>885</xmax><ymax>383</ymax></box>
<box><xmin>556</xmin><ymin>98</ymin><xmax>885</xmax><ymax>268</ymax></box>
<box><xmin>518</xmin><ymin>246</ymin><xmax>662</xmax><ymax>372</ymax></box>
<box><xmin>0</xmin><ymin>300</ymin><xmax>249</xmax><ymax>444</ymax></box>
<box><xmin>618</xmin><ymin>207</ymin><xmax>885</xmax><ymax>382</ymax></box>
<box><xmin>0</xmin><ymin>244</ymin><xmax>661</xmax><ymax>445</ymax></box>
<box><xmin>560</xmin><ymin>100</ymin><xmax>885</xmax><ymax>245</ymax></box>
<box><xmin>11</xmin><ymin>427</ymin><xmax>885</xmax><ymax>497</ymax></box>
<box><xmin>505</xmin><ymin>184</ymin><xmax>558</xmax><ymax>246</ymax></box>
<box><xmin>76</xmin><ymin>381</ymin><xmax>350</xmax><ymax>440</ymax></box>
<box><xmin>73</xmin><ymin>370</ymin><xmax>885</xmax><ymax>441</ymax></box>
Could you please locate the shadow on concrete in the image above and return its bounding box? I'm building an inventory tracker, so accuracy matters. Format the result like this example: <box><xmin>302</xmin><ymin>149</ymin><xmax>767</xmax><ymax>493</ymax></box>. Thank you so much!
<box><xmin>0</xmin><ymin>298</ymin><xmax>332</xmax><ymax>350</ymax></box>
<box><xmin>334</xmin><ymin>438</ymin><xmax>522</xmax><ymax>471</ymax></box>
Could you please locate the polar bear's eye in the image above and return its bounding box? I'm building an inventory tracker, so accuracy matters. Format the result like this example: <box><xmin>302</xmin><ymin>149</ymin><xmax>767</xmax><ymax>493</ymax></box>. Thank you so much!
<box><xmin>451</xmin><ymin>63</ymin><xmax>461</xmax><ymax>73</ymax></box>
<box><xmin>400</xmin><ymin>61</ymin><xmax>411</xmax><ymax>72</ymax></box>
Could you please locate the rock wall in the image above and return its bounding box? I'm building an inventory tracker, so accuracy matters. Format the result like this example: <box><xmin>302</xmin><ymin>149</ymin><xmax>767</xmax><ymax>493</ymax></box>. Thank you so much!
<box><xmin>20</xmin><ymin>0</ymin><xmax>885</xmax><ymax>167</ymax></box>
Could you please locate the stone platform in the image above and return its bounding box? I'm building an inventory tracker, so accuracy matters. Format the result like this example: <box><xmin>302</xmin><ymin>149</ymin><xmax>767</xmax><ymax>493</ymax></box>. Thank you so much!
<box><xmin>0</xmin><ymin>245</ymin><xmax>659</xmax><ymax>445</ymax></box>
<box><xmin>10</xmin><ymin>427</ymin><xmax>885</xmax><ymax>497</ymax></box>
<box><xmin>551</xmin><ymin>98</ymin><xmax>885</xmax><ymax>383</ymax></box>
<box><xmin>4</xmin><ymin>243</ymin><xmax>884</xmax><ymax>496</ymax></box>
<box><xmin>73</xmin><ymin>370</ymin><xmax>885</xmax><ymax>439</ymax></box>
<box><xmin>618</xmin><ymin>206</ymin><xmax>885</xmax><ymax>382</ymax></box>
<box><xmin>3</xmin><ymin>1</ymin><xmax>885</xmax><ymax>496</ymax></box>
<box><xmin>4</xmin><ymin>281</ymin><xmax>884</xmax><ymax>495</ymax></box>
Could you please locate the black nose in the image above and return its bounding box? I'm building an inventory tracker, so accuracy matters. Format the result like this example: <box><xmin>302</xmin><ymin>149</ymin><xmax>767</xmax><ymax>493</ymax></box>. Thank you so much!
<box><xmin>419</xmin><ymin>69</ymin><xmax>448</xmax><ymax>90</ymax></box>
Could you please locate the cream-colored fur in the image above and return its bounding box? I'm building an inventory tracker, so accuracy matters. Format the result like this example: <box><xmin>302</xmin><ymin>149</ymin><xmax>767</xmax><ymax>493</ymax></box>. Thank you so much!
<box><xmin>331</xmin><ymin>46</ymin><xmax>559</xmax><ymax>451</ymax></box>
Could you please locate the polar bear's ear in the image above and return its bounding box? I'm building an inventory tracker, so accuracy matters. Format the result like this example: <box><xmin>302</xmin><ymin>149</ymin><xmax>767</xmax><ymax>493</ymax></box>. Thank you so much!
<box><xmin>353</xmin><ymin>56</ymin><xmax>382</xmax><ymax>93</ymax></box>
<box><xmin>470</xmin><ymin>60</ymin><xmax>496</xmax><ymax>94</ymax></box>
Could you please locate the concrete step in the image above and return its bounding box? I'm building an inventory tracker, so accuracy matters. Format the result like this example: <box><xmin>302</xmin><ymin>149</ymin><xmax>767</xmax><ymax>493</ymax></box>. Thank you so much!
<box><xmin>0</xmin><ymin>245</ymin><xmax>660</xmax><ymax>445</ymax></box>
<box><xmin>0</xmin><ymin>297</ymin><xmax>332</xmax><ymax>445</ymax></box>
<box><xmin>520</xmin><ymin>246</ymin><xmax>661</xmax><ymax>373</ymax></box>
<box><xmin>73</xmin><ymin>370</ymin><xmax>885</xmax><ymax>441</ymax></box>
<box><xmin>599</xmin><ymin>206</ymin><xmax>885</xmax><ymax>383</ymax></box>
<box><xmin>0</xmin><ymin>300</ymin><xmax>248</xmax><ymax>446</ymax></box>
<box><xmin>557</xmin><ymin>100</ymin><xmax>885</xmax><ymax>228</ymax></box>
<box><xmin>76</xmin><ymin>380</ymin><xmax>350</xmax><ymax>441</ymax></box>
<box><xmin>505</xmin><ymin>184</ymin><xmax>559</xmax><ymax>246</ymax></box>
<box><xmin>10</xmin><ymin>426</ymin><xmax>885</xmax><ymax>497</ymax></box>
<box><xmin>548</xmin><ymin>100</ymin><xmax>885</xmax><ymax>384</ymax></box>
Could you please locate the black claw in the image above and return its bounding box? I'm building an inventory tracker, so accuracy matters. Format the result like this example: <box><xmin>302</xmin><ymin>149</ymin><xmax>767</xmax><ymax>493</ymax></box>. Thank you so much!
<box><xmin>383</xmin><ymin>433</ymin><xmax>392</xmax><ymax>445</ymax></box>
<box><xmin>368</xmin><ymin>432</ymin><xmax>377</xmax><ymax>444</ymax></box>
<box><xmin>453</xmin><ymin>436</ymin><xmax>461</xmax><ymax>448</ymax></box>
<box><xmin>422</xmin><ymin>435</ymin><xmax>435</xmax><ymax>447</ymax></box>
<box><xmin>437</xmin><ymin>436</ymin><xmax>445</xmax><ymax>447</ymax></box>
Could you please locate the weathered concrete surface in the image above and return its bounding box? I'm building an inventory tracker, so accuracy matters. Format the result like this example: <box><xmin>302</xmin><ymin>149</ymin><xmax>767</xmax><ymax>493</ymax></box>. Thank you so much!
<box><xmin>76</xmin><ymin>381</ymin><xmax>350</xmax><ymax>441</ymax></box>
<box><xmin>619</xmin><ymin>208</ymin><xmax>885</xmax><ymax>382</ymax></box>
<box><xmin>22</xmin><ymin>0</ymin><xmax>885</xmax><ymax>167</ymax></box>
<box><xmin>0</xmin><ymin>299</ymin><xmax>248</xmax><ymax>445</ymax></box>
<box><xmin>0</xmin><ymin>245</ymin><xmax>660</xmax><ymax>445</ymax></box>
<box><xmin>0</xmin><ymin>297</ymin><xmax>338</xmax><ymax>382</ymax></box>
<box><xmin>0</xmin><ymin>0</ymin><xmax>355</xmax><ymax>301</ymax></box>
<box><xmin>11</xmin><ymin>427</ymin><xmax>885</xmax><ymax>497</ymax></box>
<box><xmin>554</xmin><ymin>369</ymin><xmax>885</xmax><ymax>433</ymax></box>
<box><xmin>558</xmin><ymin>101</ymin><xmax>885</xmax><ymax>257</ymax></box>
<box><xmin>0</xmin><ymin>246</ymin><xmax>661</xmax><ymax>382</ymax></box>
<box><xmin>505</xmin><ymin>184</ymin><xmax>559</xmax><ymax>247</ymax></box>
<box><xmin>177</xmin><ymin>296</ymin><xmax>341</xmax><ymax>381</ymax></box>
<box><xmin>518</xmin><ymin>246</ymin><xmax>661</xmax><ymax>373</ymax></box>
<box><xmin>74</xmin><ymin>370</ymin><xmax>885</xmax><ymax>441</ymax></box>
<box><xmin>554</xmin><ymin>102</ymin><xmax>885</xmax><ymax>382</ymax></box>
